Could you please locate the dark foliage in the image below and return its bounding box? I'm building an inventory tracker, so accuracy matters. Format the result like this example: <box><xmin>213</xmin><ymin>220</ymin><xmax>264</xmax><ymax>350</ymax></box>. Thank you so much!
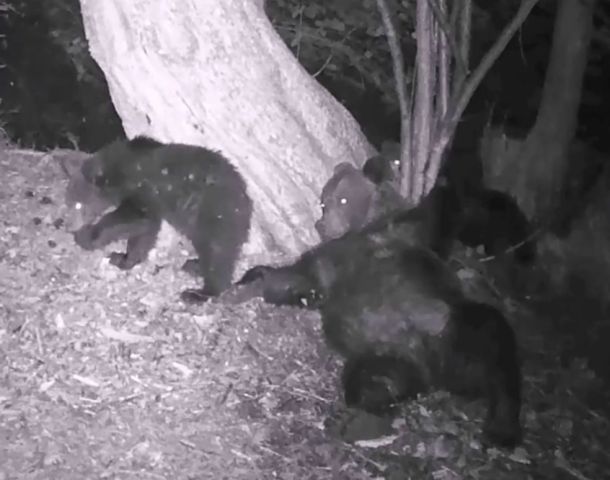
<box><xmin>0</xmin><ymin>1</ymin><xmax>122</xmax><ymax>150</ymax></box>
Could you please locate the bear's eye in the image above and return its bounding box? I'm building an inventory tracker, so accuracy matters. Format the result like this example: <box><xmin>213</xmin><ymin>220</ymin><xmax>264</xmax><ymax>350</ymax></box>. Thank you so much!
<box><xmin>340</xmin><ymin>198</ymin><xmax>347</xmax><ymax>205</ymax></box>
<box><xmin>320</xmin><ymin>202</ymin><xmax>326</xmax><ymax>211</ymax></box>
<box><xmin>75</xmin><ymin>202</ymin><xmax>82</xmax><ymax>211</ymax></box>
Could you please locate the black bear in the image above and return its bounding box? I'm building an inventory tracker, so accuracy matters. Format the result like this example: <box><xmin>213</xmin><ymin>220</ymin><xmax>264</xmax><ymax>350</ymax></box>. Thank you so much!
<box><xmin>362</xmin><ymin>145</ymin><xmax>469</xmax><ymax>258</ymax></box>
<box><xmin>314</xmin><ymin>162</ymin><xmax>404</xmax><ymax>241</ymax></box>
<box><xmin>361</xmin><ymin>153</ymin><xmax>402</xmax><ymax>186</ymax></box>
<box><xmin>361</xmin><ymin>140</ymin><xmax>402</xmax><ymax>186</ymax></box>
<box><xmin>315</xmin><ymin>157</ymin><xmax>462</xmax><ymax>258</ymax></box>
<box><xmin>64</xmin><ymin>136</ymin><xmax>253</xmax><ymax>303</ymax></box>
<box><xmin>238</xmin><ymin>243</ymin><xmax>522</xmax><ymax>447</ymax></box>
<box><xmin>315</xmin><ymin>141</ymin><xmax>405</xmax><ymax>242</ymax></box>
<box><xmin>364</xmin><ymin>147</ymin><xmax>537</xmax><ymax>264</ymax></box>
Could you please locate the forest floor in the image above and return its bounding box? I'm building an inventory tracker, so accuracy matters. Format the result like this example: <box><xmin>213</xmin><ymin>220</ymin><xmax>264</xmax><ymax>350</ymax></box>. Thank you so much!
<box><xmin>1</xmin><ymin>147</ymin><xmax>609</xmax><ymax>480</ymax></box>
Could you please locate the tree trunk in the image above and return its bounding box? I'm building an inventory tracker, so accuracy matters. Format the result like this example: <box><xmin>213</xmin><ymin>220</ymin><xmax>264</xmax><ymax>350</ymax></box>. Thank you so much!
<box><xmin>410</xmin><ymin>0</ymin><xmax>436</xmax><ymax>204</ymax></box>
<box><xmin>78</xmin><ymin>0</ymin><xmax>373</xmax><ymax>265</ymax></box>
<box><xmin>485</xmin><ymin>0</ymin><xmax>596</xmax><ymax>220</ymax></box>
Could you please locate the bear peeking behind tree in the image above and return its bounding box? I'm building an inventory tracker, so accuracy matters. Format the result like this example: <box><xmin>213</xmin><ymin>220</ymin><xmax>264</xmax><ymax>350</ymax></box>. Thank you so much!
<box><xmin>61</xmin><ymin>136</ymin><xmax>253</xmax><ymax>303</ymax></box>
<box><xmin>314</xmin><ymin>162</ymin><xmax>406</xmax><ymax>241</ymax></box>
<box><xmin>315</xmin><ymin>152</ymin><xmax>462</xmax><ymax>260</ymax></box>
<box><xmin>316</xmin><ymin>144</ymin><xmax>537</xmax><ymax>265</ymax></box>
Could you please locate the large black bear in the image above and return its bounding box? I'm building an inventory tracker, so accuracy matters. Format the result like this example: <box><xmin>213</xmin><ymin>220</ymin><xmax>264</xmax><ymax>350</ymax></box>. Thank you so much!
<box><xmin>64</xmin><ymin>136</ymin><xmax>253</xmax><ymax>303</ymax></box>
<box><xmin>238</xmin><ymin>242</ymin><xmax>522</xmax><ymax>447</ymax></box>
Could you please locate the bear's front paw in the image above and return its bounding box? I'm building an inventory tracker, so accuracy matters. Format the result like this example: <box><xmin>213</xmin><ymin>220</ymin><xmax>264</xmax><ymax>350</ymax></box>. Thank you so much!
<box><xmin>109</xmin><ymin>252</ymin><xmax>136</xmax><ymax>270</ymax></box>
<box><xmin>73</xmin><ymin>225</ymin><xmax>99</xmax><ymax>250</ymax></box>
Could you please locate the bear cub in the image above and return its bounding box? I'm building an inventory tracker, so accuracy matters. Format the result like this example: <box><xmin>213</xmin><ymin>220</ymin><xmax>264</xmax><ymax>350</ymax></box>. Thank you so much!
<box><xmin>63</xmin><ymin>136</ymin><xmax>252</xmax><ymax>303</ymax></box>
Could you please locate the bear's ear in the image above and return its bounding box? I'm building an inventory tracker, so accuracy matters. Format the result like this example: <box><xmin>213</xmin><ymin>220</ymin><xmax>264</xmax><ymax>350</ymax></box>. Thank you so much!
<box><xmin>333</xmin><ymin>162</ymin><xmax>357</xmax><ymax>175</ymax></box>
<box><xmin>58</xmin><ymin>158</ymin><xmax>74</xmax><ymax>179</ymax></box>
<box><xmin>81</xmin><ymin>157</ymin><xmax>106</xmax><ymax>187</ymax></box>
<box><xmin>56</xmin><ymin>151</ymin><xmax>90</xmax><ymax>180</ymax></box>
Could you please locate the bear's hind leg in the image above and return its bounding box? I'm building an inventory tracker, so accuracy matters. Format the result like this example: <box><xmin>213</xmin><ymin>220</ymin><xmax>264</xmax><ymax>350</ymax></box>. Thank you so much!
<box><xmin>180</xmin><ymin>234</ymin><xmax>241</xmax><ymax>303</ymax></box>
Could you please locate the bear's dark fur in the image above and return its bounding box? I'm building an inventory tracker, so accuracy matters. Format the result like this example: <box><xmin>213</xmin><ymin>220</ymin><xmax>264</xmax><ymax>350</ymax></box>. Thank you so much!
<box><xmin>64</xmin><ymin>136</ymin><xmax>253</xmax><ymax>302</ymax></box>
<box><xmin>362</xmin><ymin>154</ymin><xmax>401</xmax><ymax>185</ymax></box>
<box><xmin>320</xmin><ymin>248</ymin><xmax>521</xmax><ymax>447</ymax></box>
<box><xmin>238</xmin><ymin>243</ymin><xmax>522</xmax><ymax>447</ymax></box>
<box><xmin>240</xmin><ymin>203</ymin><xmax>451</xmax><ymax>308</ymax></box>
<box><xmin>361</xmin><ymin>140</ymin><xmax>402</xmax><ymax>186</ymax></box>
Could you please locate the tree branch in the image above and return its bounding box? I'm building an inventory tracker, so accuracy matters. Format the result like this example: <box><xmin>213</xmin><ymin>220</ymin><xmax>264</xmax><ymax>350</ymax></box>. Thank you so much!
<box><xmin>411</xmin><ymin>0</ymin><xmax>436</xmax><ymax>202</ymax></box>
<box><xmin>435</xmin><ymin>0</ymin><xmax>450</xmax><ymax>194</ymax></box>
<box><xmin>375</xmin><ymin>0</ymin><xmax>411</xmax><ymax>171</ymax></box>
<box><xmin>425</xmin><ymin>0</ymin><xmax>540</xmax><ymax>189</ymax></box>
<box><xmin>443</xmin><ymin>0</ymin><xmax>540</xmax><ymax>138</ymax></box>
<box><xmin>458</xmin><ymin>0</ymin><xmax>472</xmax><ymax>72</ymax></box>
<box><xmin>427</xmin><ymin>0</ymin><xmax>468</xmax><ymax>80</ymax></box>
<box><xmin>437</xmin><ymin>0</ymin><xmax>450</xmax><ymax>119</ymax></box>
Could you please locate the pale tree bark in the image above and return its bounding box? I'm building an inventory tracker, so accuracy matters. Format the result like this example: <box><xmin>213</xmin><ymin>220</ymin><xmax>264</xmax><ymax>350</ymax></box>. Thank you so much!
<box><xmin>78</xmin><ymin>0</ymin><xmax>373</xmax><ymax>266</ymax></box>
<box><xmin>376</xmin><ymin>0</ymin><xmax>538</xmax><ymax>207</ymax></box>
<box><xmin>411</xmin><ymin>0</ymin><xmax>436</xmax><ymax>202</ymax></box>
<box><xmin>485</xmin><ymin>0</ymin><xmax>597</xmax><ymax>221</ymax></box>
<box><xmin>446</xmin><ymin>0</ymin><xmax>471</xmax><ymax>100</ymax></box>
<box><xmin>375</xmin><ymin>0</ymin><xmax>412</xmax><ymax>197</ymax></box>
<box><xmin>437</xmin><ymin>0</ymin><xmax>450</xmax><ymax>120</ymax></box>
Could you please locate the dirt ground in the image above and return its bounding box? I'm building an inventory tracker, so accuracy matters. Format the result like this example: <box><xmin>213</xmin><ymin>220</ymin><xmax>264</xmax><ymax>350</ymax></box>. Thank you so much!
<box><xmin>1</xmin><ymin>148</ymin><xmax>609</xmax><ymax>480</ymax></box>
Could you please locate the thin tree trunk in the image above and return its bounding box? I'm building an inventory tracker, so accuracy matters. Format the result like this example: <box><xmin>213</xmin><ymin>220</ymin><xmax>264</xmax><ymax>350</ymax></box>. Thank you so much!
<box><xmin>375</xmin><ymin>0</ymin><xmax>412</xmax><ymax>200</ymax></box>
<box><xmin>411</xmin><ymin>0</ymin><xmax>435</xmax><ymax>204</ymax></box>
<box><xmin>514</xmin><ymin>0</ymin><xmax>597</xmax><ymax>220</ymax></box>
<box><xmin>426</xmin><ymin>0</ymin><xmax>540</xmax><ymax>196</ymax></box>
<box><xmin>78</xmin><ymin>0</ymin><xmax>373</xmax><ymax>266</ymax></box>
